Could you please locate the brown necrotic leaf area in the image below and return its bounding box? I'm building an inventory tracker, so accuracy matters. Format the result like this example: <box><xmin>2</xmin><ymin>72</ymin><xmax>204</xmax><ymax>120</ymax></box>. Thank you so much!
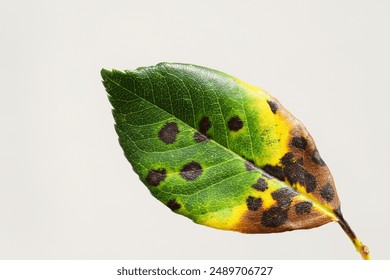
<box><xmin>312</xmin><ymin>149</ymin><xmax>326</xmax><ymax>166</ymax></box>
<box><xmin>158</xmin><ymin>122</ymin><xmax>179</xmax><ymax>144</ymax></box>
<box><xmin>320</xmin><ymin>183</ymin><xmax>335</xmax><ymax>202</ymax></box>
<box><xmin>271</xmin><ymin>188</ymin><xmax>298</xmax><ymax>209</ymax></box>
<box><xmin>291</xmin><ymin>136</ymin><xmax>308</xmax><ymax>150</ymax></box>
<box><xmin>236</xmin><ymin>201</ymin><xmax>332</xmax><ymax>234</ymax></box>
<box><xmin>251</xmin><ymin>178</ymin><xmax>268</xmax><ymax>192</ymax></box>
<box><xmin>261</xmin><ymin>207</ymin><xmax>289</xmax><ymax>228</ymax></box>
<box><xmin>167</xmin><ymin>199</ymin><xmax>181</xmax><ymax>211</ymax></box>
<box><xmin>295</xmin><ymin>201</ymin><xmax>313</xmax><ymax>215</ymax></box>
<box><xmin>287</xmin><ymin>133</ymin><xmax>338</xmax><ymax>206</ymax></box>
<box><xmin>146</xmin><ymin>169</ymin><xmax>167</xmax><ymax>186</ymax></box>
<box><xmin>227</xmin><ymin>116</ymin><xmax>244</xmax><ymax>131</ymax></box>
<box><xmin>267</xmin><ymin>100</ymin><xmax>278</xmax><ymax>114</ymax></box>
<box><xmin>268</xmin><ymin>102</ymin><xmax>341</xmax><ymax>209</ymax></box>
<box><xmin>262</xmin><ymin>165</ymin><xmax>285</xmax><ymax>181</ymax></box>
<box><xmin>235</xmin><ymin>99</ymin><xmax>340</xmax><ymax>234</ymax></box>
<box><xmin>199</xmin><ymin>116</ymin><xmax>211</xmax><ymax>135</ymax></box>
<box><xmin>194</xmin><ymin>131</ymin><xmax>208</xmax><ymax>143</ymax></box>
<box><xmin>246</xmin><ymin>196</ymin><xmax>263</xmax><ymax>211</ymax></box>
<box><xmin>180</xmin><ymin>161</ymin><xmax>203</xmax><ymax>180</ymax></box>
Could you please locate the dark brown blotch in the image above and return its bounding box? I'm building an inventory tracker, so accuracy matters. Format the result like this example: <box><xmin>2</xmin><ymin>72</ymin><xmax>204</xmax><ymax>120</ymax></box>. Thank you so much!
<box><xmin>271</xmin><ymin>188</ymin><xmax>298</xmax><ymax>209</ymax></box>
<box><xmin>304</xmin><ymin>172</ymin><xmax>317</xmax><ymax>193</ymax></box>
<box><xmin>291</xmin><ymin>136</ymin><xmax>308</xmax><ymax>150</ymax></box>
<box><xmin>252</xmin><ymin>177</ymin><xmax>268</xmax><ymax>192</ymax></box>
<box><xmin>146</xmin><ymin>169</ymin><xmax>166</xmax><ymax>186</ymax></box>
<box><xmin>267</xmin><ymin>100</ymin><xmax>278</xmax><ymax>114</ymax></box>
<box><xmin>227</xmin><ymin>116</ymin><xmax>244</xmax><ymax>131</ymax></box>
<box><xmin>283</xmin><ymin>162</ymin><xmax>305</xmax><ymax>185</ymax></box>
<box><xmin>312</xmin><ymin>149</ymin><xmax>326</xmax><ymax>166</ymax></box>
<box><xmin>262</xmin><ymin>165</ymin><xmax>285</xmax><ymax>181</ymax></box>
<box><xmin>199</xmin><ymin>116</ymin><xmax>211</xmax><ymax>134</ymax></box>
<box><xmin>167</xmin><ymin>199</ymin><xmax>181</xmax><ymax>211</ymax></box>
<box><xmin>283</xmin><ymin>161</ymin><xmax>317</xmax><ymax>193</ymax></box>
<box><xmin>320</xmin><ymin>183</ymin><xmax>335</xmax><ymax>202</ymax></box>
<box><xmin>261</xmin><ymin>207</ymin><xmax>288</xmax><ymax>228</ymax></box>
<box><xmin>246</xmin><ymin>196</ymin><xmax>262</xmax><ymax>211</ymax></box>
<box><xmin>158</xmin><ymin>122</ymin><xmax>179</xmax><ymax>144</ymax></box>
<box><xmin>295</xmin><ymin>201</ymin><xmax>313</xmax><ymax>215</ymax></box>
<box><xmin>280</xmin><ymin>152</ymin><xmax>294</xmax><ymax>165</ymax></box>
<box><xmin>194</xmin><ymin>131</ymin><xmax>208</xmax><ymax>143</ymax></box>
<box><xmin>180</xmin><ymin>161</ymin><xmax>203</xmax><ymax>180</ymax></box>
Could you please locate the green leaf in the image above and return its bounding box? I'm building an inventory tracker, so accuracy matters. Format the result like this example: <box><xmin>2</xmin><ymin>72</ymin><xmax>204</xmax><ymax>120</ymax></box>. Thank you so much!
<box><xmin>101</xmin><ymin>63</ymin><xmax>369</xmax><ymax>259</ymax></box>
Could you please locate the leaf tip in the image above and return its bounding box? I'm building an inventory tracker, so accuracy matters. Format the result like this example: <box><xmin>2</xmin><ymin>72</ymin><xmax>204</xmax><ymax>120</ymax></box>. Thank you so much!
<box><xmin>100</xmin><ymin>68</ymin><xmax>112</xmax><ymax>81</ymax></box>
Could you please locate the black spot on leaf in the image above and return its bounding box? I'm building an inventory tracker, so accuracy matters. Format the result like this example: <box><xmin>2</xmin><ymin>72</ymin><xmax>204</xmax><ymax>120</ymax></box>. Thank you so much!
<box><xmin>280</xmin><ymin>152</ymin><xmax>294</xmax><ymax>165</ymax></box>
<box><xmin>283</xmin><ymin>161</ymin><xmax>317</xmax><ymax>193</ymax></box>
<box><xmin>320</xmin><ymin>183</ymin><xmax>335</xmax><ymax>202</ymax></box>
<box><xmin>304</xmin><ymin>172</ymin><xmax>317</xmax><ymax>193</ymax></box>
<box><xmin>227</xmin><ymin>116</ymin><xmax>244</xmax><ymax>131</ymax></box>
<box><xmin>252</xmin><ymin>178</ymin><xmax>268</xmax><ymax>192</ymax></box>
<box><xmin>271</xmin><ymin>188</ymin><xmax>298</xmax><ymax>209</ymax></box>
<box><xmin>158</xmin><ymin>122</ymin><xmax>179</xmax><ymax>144</ymax></box>
<box><xmin>246</xmin><ymin>196</ymin><xmax>262</xmax><ymax>211</ymax></box>
<box><xmin>180</xmin><ymin>161</ymin><xmax>203</xmax><ymax>180</ymax></box>
<box><xmin>167</xmin><ymin>199</ymin><xmax>181</xmax><ymax>211</ymax></box>
<box><xmin>194</xmin><ymin>131</ymin><xmax>208</xmax><ymax>143</ymax></box>
<box><xmin>261</xmin><ymin>207</ymin><xmax>288</xmax><ymax>228</ymax></box>
<box><xmin>262</xmin><ymin>165</ymin><xmax>285</xmax><ymax>181</ymax></box>
<box><xmin>146</xmin><ymin>169</ymin><xmax>166</xmax><ymax>186</ymax></box>
<box><xmin>291</xmin><ymin>136</ymin><xmax>308</xmax><ymax>150</ymax></box>
<box><xmin>312</xmin><ymin>149</ymin><xmax>326</xmax><ymax>166</ymax></box>
<box><xmin>283</xmin><ymin>162</ymin><xmax>305</xmax><ymax>185</ymax></box>
<box><xmin>267</xmin><ymin>100</ymin><xmax>278</xmax><ymax>114</ymax></box>
<box><xmin>199</xmin><ymin>117</ymin><xmax>211</xmax><ymax>134</ymax></box>
<box><xmin>295</xmin><ymin>201</ymin><xmax>313</xmax><ymax>215</ymax></box>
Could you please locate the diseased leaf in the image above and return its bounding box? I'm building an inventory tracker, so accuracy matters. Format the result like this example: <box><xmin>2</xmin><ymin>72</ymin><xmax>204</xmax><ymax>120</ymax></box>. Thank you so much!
<box><xmin>101</xmin><ymin>63</ymin><xmax>370</xmax><ymax>259</ymax></box>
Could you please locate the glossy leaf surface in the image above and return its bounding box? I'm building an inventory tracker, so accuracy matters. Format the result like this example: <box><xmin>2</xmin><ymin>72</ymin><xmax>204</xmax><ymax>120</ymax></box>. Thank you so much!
<box><xmin>101</xmin><ymin>63</ymin><xmax>369</xmax><ymax>259</ymax></box>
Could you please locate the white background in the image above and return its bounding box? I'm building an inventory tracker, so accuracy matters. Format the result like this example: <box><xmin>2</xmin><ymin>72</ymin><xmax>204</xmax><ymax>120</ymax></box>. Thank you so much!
<box><xmin>1</xmin><ymin>0</ymin><xmax>389</xmax><ymax>259</ymax></box>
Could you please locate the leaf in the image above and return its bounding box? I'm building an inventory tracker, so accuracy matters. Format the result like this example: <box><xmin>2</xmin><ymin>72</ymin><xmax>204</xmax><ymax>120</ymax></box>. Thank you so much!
<box><xmin>101</xmin><ymin>63</ymin><xmax>370</xmax><ymax>259</ymax></box>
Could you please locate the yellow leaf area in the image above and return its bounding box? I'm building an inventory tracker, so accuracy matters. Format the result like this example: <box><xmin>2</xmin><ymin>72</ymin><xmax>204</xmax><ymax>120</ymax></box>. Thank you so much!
<box><xmin>194</xmin><ymin>175</ymin><xmax>335</xmax><ymax>234</ymax></box>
